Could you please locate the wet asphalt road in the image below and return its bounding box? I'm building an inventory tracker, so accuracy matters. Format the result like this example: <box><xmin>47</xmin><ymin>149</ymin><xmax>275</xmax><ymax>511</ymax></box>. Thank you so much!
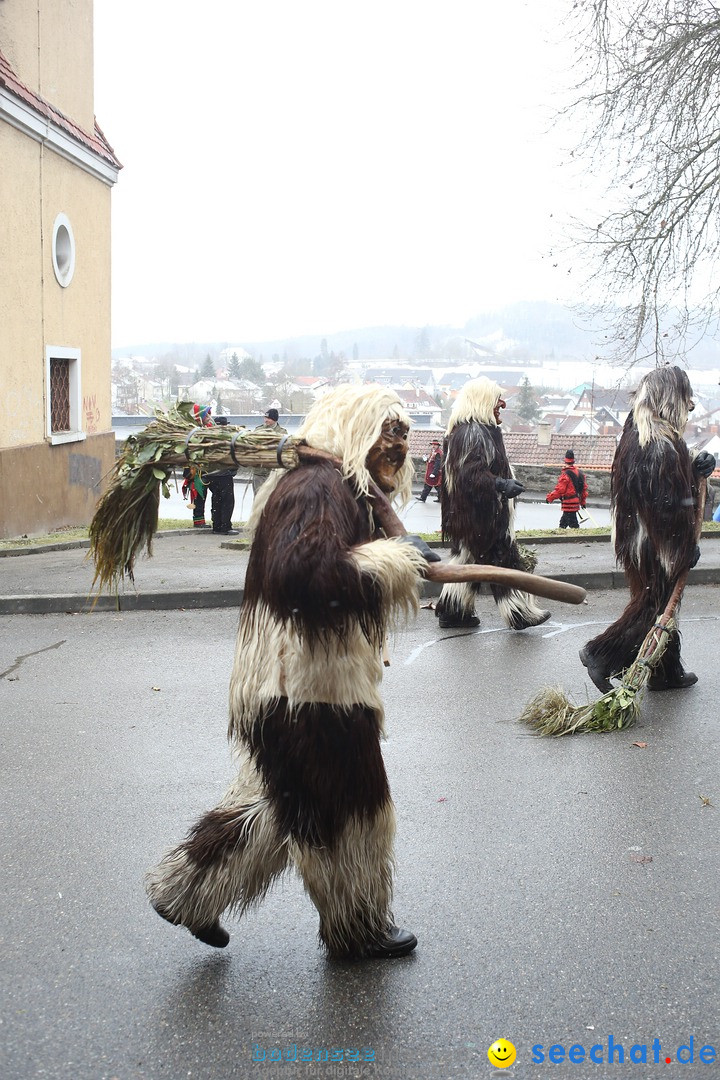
<box><xmin>1</xmin><ymin>588</ymin><xmax>719</xmax><ymax>1080</ymax></box>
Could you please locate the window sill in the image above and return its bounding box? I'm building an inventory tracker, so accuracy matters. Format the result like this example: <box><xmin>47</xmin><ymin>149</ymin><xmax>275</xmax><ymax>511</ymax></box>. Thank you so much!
<box><xmin>48</xmin><ymin>431</ymin><xmax>87</xmax><ymax>446</ymax></box>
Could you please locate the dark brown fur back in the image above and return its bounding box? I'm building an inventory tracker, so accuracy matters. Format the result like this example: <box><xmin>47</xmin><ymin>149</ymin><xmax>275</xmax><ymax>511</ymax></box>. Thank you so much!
<box><xmin>244</xmin><ymin>461</ymin><xmax>385</xmax><ymax>648</ymax></box>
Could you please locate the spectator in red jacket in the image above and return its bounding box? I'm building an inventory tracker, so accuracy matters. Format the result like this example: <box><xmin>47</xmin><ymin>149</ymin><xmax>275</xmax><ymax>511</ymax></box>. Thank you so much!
<box><xmin>546</xmin><ymin>450</ymin><xmax>588</xmax><ymax>529</ymax></box>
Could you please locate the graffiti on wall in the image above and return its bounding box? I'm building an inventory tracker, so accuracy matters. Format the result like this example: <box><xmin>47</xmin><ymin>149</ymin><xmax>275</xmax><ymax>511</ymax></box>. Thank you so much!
<box><xmin>69</xmin><ymin>453</ymin><xmax>101</xmax><ymax>490</ymax></box>
<box><xmin>83</xmin><ymin>394</ymin><xmax>101</xmax><ymax>434</ymax></box>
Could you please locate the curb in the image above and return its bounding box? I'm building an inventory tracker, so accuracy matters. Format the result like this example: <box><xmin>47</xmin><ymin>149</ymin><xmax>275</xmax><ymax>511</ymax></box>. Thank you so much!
<box><xmin>2</xmin><ymin>569</ymin><xmax>718</xmax><ymax>615</ymax></box>
<box><xmin>0</xmin><ymin>589</ymin><xmax>244</xmax><ymax>615</ymax></box>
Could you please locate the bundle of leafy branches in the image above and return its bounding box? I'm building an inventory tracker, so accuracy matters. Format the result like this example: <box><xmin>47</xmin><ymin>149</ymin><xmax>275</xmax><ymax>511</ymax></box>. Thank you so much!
<box><xmin>89</xmin><ymin>402</ymin><xmax>300</xmax><ymax>592</ymax></box>
<box><xmin>518</xmin><ymin>615</ymin><xmax>676</xmax><ymax>737</ymax></box>
<box><xmin>516</xmin><ymin>542</ymin><xmax>538</xmax><ymax>574</ymax></box>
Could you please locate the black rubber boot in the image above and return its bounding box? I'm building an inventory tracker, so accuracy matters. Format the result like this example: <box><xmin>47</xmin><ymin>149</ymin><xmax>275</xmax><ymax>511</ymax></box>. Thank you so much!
<box><xmin>189</xmin><ymin>922</ymin><xmax>230</xmax><ymax>948</ymax></box>
<box><xmin>438</xmin><ymin>613</ymin><xmax>480</xmax><ymax>629</ymax></box>
<box><xmin>152</xmin><ymin>902</ymin><xmax>230</xmax><ymax>948</ymax></box>
<box><xmin>365</xmin><ymin>926</ymin><xmax>418</xmax><ymax>959</ymax></box>
<box><xmin>579</xmin><ymin>646</ymin><xmax>613</xmax><ymax>694</ymax></box>
<box><xmin>647</xmin><ymin>669</ymin><xmax>698</xmax><ymax>691</ymax></box>
<box><xmin>511</xmin><ymin>609</ymin><xmax>551</xmax><ymax>631</ymax></box>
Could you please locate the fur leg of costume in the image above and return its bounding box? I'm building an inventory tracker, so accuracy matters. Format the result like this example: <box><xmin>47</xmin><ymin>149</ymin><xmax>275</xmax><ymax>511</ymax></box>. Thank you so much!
<box><xmin>295</xmin><ymin>801</ymin><xmax>396</xmax><ymax>958</ymax></box>
<box><xmin>146</xmin><ymin>755</ymin><xmax>290</xmax><ymax>933</ymax></box>
<box><xmin>435</xmin><ymin>547</ymin><xmax>479</xmax><ymax>624</ymax></box>
<box><xmin>490</xmin><ymin>581</ymin><xmax>552</xmax><ymax>631</ymax></box>
<box><xmin>581</xmin><ymin>366</ymin><xmax>700</xmax><ymax>687</ymax></box>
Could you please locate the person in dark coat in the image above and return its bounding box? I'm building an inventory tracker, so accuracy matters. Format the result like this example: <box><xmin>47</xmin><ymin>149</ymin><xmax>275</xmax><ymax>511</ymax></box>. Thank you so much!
<box><xmin>546</xmin><ymin>449</ymin><xmax>588</xmax><ymax>529</ymax></box>
<box><xmin>206</xmin><ymin>417</ymin><xmax>238</xmax><ymax>535</ymax></box>
<box><xmin>417</xmin><ymin>440</ymin><xmax>443</xmax><ymax>502</ymax></box>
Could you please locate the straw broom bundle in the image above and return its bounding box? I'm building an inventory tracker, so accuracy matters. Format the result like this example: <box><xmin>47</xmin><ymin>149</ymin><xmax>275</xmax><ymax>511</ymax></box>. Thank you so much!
<box><xmin>518</xmin><ymin>478</ymin><xmax>706</xmax><ymax>736</ymax></box>
<box><xmin>89</xmin><ymin>402</ymin><xmax>303</xmax><ymax>591</ymax></box>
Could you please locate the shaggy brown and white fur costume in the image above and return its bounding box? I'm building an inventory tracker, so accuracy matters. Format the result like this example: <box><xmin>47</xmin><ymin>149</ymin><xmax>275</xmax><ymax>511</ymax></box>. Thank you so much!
<box><xmin>580</xmin><ymin>366</ymin><xmax>702</xmax><ymax>688</ymax></box>
<box><xmin>146</xmin><ymin>386</ymin><xmax>427</xmax><ymax>957</ymax></box>
<box><xmin>435</xmin><ymin>377</ymin><xmax>550</xmax><ymax>629</ymax></box>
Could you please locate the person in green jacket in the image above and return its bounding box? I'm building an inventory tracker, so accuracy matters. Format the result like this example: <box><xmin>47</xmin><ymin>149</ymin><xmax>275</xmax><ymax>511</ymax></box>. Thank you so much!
<box><xmin>182</xmin><ymin>403</ymin><xmax>213</xmax><ymax>527</ymax></box>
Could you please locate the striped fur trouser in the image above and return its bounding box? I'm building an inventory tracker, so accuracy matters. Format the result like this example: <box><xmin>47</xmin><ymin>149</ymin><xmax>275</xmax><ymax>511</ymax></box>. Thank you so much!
<box><xmin>146</xmin><ymin>702</ymin><xmax>396</xmax><ymax>958</ymax></box>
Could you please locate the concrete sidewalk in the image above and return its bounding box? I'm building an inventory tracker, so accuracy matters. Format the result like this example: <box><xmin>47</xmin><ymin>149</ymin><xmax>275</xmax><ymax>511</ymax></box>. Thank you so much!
<box><xmin>2</xmin><ymin>528</ymin><xmax>720</xmax><ymax>614</ymax></box>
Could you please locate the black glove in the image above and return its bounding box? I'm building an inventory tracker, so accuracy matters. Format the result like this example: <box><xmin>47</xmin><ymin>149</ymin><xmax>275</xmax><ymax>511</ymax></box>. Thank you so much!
<box><xmin>693</xmin><ymin>451</ymin><xmax>716</xmax><ymax>477</ymax></box>
<box><xmin>689</xmin><ymin>544</ymin><xmax>701</xmax><ymax>569</ymax></box>
<box><xmin>399</xmin><ymin>534</ymin><xmax>442</xmax><ymax>562</ymax></box>
<box><xmin>495</xmin><ymin>476</ymin><xmax>525</xmax><ymax>499</ymax></box>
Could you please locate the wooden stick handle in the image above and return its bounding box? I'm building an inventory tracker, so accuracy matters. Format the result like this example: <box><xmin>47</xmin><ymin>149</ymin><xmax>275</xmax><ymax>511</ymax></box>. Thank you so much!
<box><xmin>295</xmin><ymin>460</ymin><xmax>586</xmax><ymax>604</ymax></box>
<box><xmin>423</xmin><ymin>561</ymin><xmax>587</xmax><ymax>605</ymax></box>
<box><xmin>365</xmin><ymin>478</ymin><xmax>586</xmax><ymax>604</ymax></box>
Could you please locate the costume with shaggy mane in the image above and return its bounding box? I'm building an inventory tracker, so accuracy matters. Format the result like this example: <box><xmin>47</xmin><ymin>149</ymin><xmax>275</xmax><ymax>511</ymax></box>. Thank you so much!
<box><xmin>147</xmin><ymin>386</ymin><xmax>427</xmax><ymax>958</ymax></box>
<box><xmin>580</xmin><ymin>366</ymin><xmax>713</xmax><ymax>692</ymax></box>
<box><xmin>435</xmin><ymin>377</ymin><xmax>550</xmax><ymax>630</ymax></box>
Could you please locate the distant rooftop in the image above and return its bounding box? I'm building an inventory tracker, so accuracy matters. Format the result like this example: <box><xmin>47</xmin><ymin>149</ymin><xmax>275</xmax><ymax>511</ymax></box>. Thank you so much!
<box><xmin>504</xmin><ymin>432</ymin><xmax>617</xmax><ymax>469</ymax></box>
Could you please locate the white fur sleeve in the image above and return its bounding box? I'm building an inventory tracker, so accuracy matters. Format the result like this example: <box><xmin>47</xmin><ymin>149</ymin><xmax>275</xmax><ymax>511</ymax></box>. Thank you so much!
<box><xmin>350</xmin><ymin>537</ymin><xmax>426</xmax><ymax>619</ymax></box>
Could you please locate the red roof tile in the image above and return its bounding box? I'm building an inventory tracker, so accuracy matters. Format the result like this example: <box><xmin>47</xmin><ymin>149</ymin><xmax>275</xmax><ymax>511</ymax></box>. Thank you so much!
<box><xmin>409</xmin><ymin>429</ymin><xmax>445</xmax><ymax>455</ymax></box>
<box><xmin>0</xmin><ymin>48</ymin><xmax>122</xmax><ymax>170</ymax></box>
<box><xmin>503</xmin><ymin>432</ymin><xmax>617</xmax><ymax>468</ymax></box>
<box><xmin>409</xmin><ymin>428</ymin><xmax>617</xmax><ymax>468</ymax></box>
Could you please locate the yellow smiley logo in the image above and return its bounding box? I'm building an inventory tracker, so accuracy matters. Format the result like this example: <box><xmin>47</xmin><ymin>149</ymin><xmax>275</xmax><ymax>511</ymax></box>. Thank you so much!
<box><xmin>488</xmin><ymin>1039</ymin><xmax>516</xmax><ymax>1068</ymax></box>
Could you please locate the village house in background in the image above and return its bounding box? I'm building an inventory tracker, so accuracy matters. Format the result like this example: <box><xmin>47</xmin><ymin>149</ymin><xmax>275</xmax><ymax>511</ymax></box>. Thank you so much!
<box><xmin>0</xmin><ymin>0</ymin><xmax>121</xmax><ymax>538</ymax></box>
<box><xmin>110</xmin><ymin>346</ymin><xmax>720</xmax><ymax>493</ymax></box>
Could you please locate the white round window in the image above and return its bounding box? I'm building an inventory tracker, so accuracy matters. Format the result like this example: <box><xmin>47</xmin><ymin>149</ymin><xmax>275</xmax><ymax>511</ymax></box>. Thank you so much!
<box><xmin>52</xmin><ymin>213</ymin><xmax>76</xmax><ymax>287</ymax></box>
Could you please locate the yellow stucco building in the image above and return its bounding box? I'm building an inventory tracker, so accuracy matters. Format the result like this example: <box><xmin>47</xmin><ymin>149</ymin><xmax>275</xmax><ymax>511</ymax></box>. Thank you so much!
<box><xmin>0</xmin><ymin>0</ymin><xmax>121</xmax><ymax>538</ymax></box>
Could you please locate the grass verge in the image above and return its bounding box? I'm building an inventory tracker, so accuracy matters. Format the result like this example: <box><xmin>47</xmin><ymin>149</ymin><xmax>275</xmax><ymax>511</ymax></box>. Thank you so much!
<box><xmin>4</xmin><ymin>521</ymin><xmax>720</xmax><ymax>551</ymax></box>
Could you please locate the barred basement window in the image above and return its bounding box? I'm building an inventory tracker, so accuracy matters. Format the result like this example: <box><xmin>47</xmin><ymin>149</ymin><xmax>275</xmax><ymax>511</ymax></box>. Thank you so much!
<box><xmin>45</xmin><ymin>346</ymin><xmax>85</xmax><ymax>445</ymax></box>
<box><xmin>50</xmin><ymin>357</ymin><xmax>71</xmax><ymax>431</ymax></box>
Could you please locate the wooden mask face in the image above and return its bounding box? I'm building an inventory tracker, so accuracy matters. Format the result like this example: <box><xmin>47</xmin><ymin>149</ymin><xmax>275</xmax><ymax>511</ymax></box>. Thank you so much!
<box><xmin>366</xmin><ymin>418</ymin><xmax>409</xmax><ymax>493</ymax></box>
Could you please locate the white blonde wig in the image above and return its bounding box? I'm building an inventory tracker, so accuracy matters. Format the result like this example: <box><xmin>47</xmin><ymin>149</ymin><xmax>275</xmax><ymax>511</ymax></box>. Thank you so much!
<box><xmin>447</xmin><ymin>377</ymin><xmax>505</xmax><ymax>431</ymax></box>
<box><xmin>632</xmin><ymin>365</ymin><xmax>694</xmax><ymax>448</ymax></box>
<box><xmin>248</xmin><ymin>386</ymin><xmax>414</xmax><ymax>533</ymax></box>
<box><xmin>298</xmin><ymin>384</ymin><xmax>414</xmax><ymax>504</ymax></box>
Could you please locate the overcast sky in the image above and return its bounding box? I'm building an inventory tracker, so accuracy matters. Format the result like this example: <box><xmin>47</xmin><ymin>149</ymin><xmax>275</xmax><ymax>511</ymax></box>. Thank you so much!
<box><xmin>93</xmin><ymin>0</ymin><xmax>591</xmax><ymax>349</ymax></box>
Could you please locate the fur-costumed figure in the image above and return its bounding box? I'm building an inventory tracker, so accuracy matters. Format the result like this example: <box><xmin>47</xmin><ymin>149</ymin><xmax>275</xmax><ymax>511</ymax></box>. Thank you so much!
<box><xmin>580</xmin><ymin>365</ymin><xmax>715</xmax><ymax>693</ymax></box>
<box><xmin>435</xmin><ymin>377</ymin><xmax>551</xmax><ymax>630</ymax></box>
<box><xmin>147</xmin><ymin>385</ymin><xmax>437</xmax><ymax>958</ymax></box>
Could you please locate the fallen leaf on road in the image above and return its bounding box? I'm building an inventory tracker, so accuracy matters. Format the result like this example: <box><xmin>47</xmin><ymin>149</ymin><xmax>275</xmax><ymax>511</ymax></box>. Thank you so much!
<box><xmin>630</xmin><ymin>854</ymin><xmax>653</xmax><ymax>864</ymax></box>
<box><xmin>632</xmin><ymin>741</ymin><xmax>648</xmax><ymax>748</ymax></box>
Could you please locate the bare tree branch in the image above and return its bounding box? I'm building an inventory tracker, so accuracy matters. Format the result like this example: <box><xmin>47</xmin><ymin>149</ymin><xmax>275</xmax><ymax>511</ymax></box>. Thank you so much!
<box><xmin>565</xmin><ymin>0</ymin><xmax>720</xmax><ymax>364</ymax></box>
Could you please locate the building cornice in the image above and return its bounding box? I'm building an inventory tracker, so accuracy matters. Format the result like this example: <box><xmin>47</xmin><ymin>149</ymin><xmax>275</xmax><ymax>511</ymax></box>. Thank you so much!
<box><xmin>1</xmin><ymin>85</ymin><xmax>120</xmax><ymax>185</ymax></box>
